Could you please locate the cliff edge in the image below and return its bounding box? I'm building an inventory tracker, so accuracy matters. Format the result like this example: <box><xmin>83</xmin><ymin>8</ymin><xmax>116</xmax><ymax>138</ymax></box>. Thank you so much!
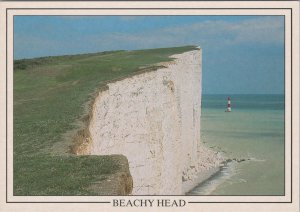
<box><xmin>80</xmin><ymin>48</ymin><xmax>222</xmax><ymax>195</ymax></box>
<box><xmin>14</xmin><ymin>46</ymin><xmax>206</xmax><ymax>196</ymax></box>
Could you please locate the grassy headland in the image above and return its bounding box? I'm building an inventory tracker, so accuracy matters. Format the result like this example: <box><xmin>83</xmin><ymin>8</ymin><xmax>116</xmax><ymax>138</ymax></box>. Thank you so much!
<box><xmin>13</xmin><ymin>46</ymin><xmax>198</xmax><ymax>195</ymax></box>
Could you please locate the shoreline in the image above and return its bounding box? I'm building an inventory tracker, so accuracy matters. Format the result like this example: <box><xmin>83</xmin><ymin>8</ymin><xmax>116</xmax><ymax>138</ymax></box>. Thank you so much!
<box><xmin>183</xmin><ymin>166</ymin><xmax>221</xmax><ymax>194</ymax></box>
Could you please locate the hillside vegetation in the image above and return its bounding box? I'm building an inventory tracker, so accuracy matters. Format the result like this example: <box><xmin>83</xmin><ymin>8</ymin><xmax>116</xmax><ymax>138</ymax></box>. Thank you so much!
<box><xmin>13</xmin><ymin>46</ymin><xmax>198</xmax><ymax>195</ymax></box>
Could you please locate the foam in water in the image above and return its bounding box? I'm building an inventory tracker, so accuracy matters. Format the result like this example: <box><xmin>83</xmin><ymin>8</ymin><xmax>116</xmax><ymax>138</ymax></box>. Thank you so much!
<box><xmin>188</xmin><ymin>161</ymin><xmax>238</xmax><ymax>195</ymax></box>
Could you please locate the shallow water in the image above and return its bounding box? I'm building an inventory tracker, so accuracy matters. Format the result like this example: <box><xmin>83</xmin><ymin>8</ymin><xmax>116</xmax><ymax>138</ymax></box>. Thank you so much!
<box><xmin>191</xmin><ymin>94</ymin><xmax>284</xmax><ymax>195</ymax></box>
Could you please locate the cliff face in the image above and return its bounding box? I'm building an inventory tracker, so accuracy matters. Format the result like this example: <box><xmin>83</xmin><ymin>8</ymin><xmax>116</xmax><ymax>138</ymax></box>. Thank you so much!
<box><xmin>89</xmin><ymin>49</ymin><xmax>215</xmax><ymax>195</ymax></box>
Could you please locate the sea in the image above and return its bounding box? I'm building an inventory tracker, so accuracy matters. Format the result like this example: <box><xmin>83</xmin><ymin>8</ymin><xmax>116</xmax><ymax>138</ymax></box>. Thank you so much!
<box><xmin>189</xmin><ymin>94</ymin><xmax>285</xmax><ymax>195</ymax></box>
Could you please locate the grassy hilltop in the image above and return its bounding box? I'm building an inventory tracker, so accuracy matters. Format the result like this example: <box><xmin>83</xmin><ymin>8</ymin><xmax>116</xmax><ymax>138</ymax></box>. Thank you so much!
<box><xmin>14</xmin><ymin>46</ymin><xmax>198</xmax><ymax>195</ymax></box>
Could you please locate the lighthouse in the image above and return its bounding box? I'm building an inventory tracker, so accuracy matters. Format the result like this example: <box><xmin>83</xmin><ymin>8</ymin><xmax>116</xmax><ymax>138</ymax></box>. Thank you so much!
<box><xmin>226</xmin><ymin>97</ymin><xmax>231</xmax><ymax>112</ymax></box>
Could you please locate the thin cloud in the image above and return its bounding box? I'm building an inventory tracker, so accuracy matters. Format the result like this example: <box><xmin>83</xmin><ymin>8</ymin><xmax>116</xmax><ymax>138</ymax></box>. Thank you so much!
<box><xmin>81</xmin><ymin>16</ymin><xmax>284</xmax><ymax>52</ymax></box>
<box><xmin>14</xmin><ymin>16</ymin><xmax>284</xmax><ymax>59</ymax></box>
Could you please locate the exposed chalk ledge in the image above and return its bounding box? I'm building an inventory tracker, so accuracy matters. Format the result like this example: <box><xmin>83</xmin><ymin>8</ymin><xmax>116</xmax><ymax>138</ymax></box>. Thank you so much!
<box><xmin>79</xmin><ymin>47</ymin><xmax>223</xmax><ymax>195</ymax></box>
<box><xmin>87</xmin><ymin>155</ymin><xmax>133</xmax><ymax>195</ymax></box>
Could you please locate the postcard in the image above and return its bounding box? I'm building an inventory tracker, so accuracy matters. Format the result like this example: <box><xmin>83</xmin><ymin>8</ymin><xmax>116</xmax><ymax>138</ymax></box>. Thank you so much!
<box><xmin>0</xmin><ymin>1</ymin><xmax>299</xmax><ymax>211</ymax></box>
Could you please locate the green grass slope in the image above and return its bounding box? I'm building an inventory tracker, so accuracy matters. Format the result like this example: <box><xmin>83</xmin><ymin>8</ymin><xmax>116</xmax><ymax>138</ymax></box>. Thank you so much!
<box><xmin>13</xmin><ymin>46</ymin><xmax>198</xmax><ymax>195</ymax></box>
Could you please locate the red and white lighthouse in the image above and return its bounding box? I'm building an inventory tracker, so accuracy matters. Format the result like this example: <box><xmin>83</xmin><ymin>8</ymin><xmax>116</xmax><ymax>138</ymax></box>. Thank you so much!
<box><xmin>226</xmin><ymin>97</ymin><xmax>231</xmax><ymax>112</ymax></box>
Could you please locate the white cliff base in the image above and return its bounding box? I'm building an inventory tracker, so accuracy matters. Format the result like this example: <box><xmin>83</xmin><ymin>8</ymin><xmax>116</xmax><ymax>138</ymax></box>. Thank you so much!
<box><xmin>89</xmin><ymin>48</ymin><xmax>223</xmax><ymax>195</ymax></box>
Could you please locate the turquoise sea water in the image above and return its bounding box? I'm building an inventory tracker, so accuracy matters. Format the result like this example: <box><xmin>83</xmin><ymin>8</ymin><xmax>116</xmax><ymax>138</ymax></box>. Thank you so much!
<box><xmin>191</xmin><ymin>94</ymin><xmax>284</xmax><ymax>195</ymax></box>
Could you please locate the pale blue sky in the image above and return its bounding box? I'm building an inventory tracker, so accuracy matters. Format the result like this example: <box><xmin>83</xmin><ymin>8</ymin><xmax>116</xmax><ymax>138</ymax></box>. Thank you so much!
<box><xmin>14</xmin><ymin>16</ymin><xmax>284</xmax><ymax>94</ymax></box>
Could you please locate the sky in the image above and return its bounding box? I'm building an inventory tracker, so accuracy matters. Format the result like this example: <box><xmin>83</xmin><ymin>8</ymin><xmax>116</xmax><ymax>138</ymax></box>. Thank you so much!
<box><xmin>14</xmin><ymin>15</ymin><xmax>284</xmax><ymax>94</ymax></box>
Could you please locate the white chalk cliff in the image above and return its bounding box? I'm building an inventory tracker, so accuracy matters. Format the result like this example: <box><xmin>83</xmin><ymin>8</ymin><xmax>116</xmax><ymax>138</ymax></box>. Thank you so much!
<box><xmin>88</xmin><ymin>48</ymin><xmax>222</xmax><ymax>195</ymax></box>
